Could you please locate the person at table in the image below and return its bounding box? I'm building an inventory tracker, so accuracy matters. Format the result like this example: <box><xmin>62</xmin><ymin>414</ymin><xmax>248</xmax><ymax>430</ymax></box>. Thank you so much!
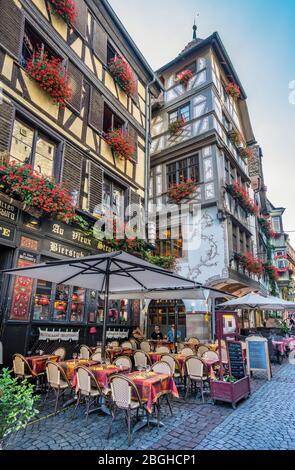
<box><xmin>167</xmin><ymin>324</ymin><xmax>181</xmax><ymax>343</ymax></box>
<box><xmin>151</xmin><ymin>325</ymin><xmax>163</xmax><ymax>341</ymax></box>
<box><xmin>132</xmin><ymin>327</ymin><xmax>145</xmax><ymax>342</ymax></box>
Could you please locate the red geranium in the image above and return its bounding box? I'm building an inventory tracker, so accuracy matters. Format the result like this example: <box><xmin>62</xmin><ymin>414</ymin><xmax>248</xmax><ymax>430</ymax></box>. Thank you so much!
<box><xmin>258</xmin><ymin>216</ymin><xmax>277</xmax><ymax>239</ymax></box>
<box><xmin>237</xmin><ymin>252</ymin><xmax>264</xmax><ymax>276</ymax></box>
<box><xmin>109</xmin><ymin>55</ymin><xmax>137</xmax><ymax>97</ymax></box>
<box><xmin>168</xmin><ymin>178</ymin><xmax>197</xmax><ymax>204</ymax></box>
<box><xmin>239</xmin><ymin>147</ymin><xmax>254</xmax><ymax>160</ymax></box>
<box><xmin>226</xmin><ymin>182</ymin><xmax>259</xmax><ymax>216</ymax></box>
<box><xmin>263</xmin><ymin>263</ymin><xmax>279</xmax><ymax>281</ymax></box>
<box><xmin>176</xmin><ymin>69</ymin><xmax>193</xmax><ymax>86</ymax></box>
<box><xmin>225</xmin><ymin>82</ymin><xmax>241</xmax><ymax>99</ymax></box>
<box><xmin>168</xmin><ymin>117</ymin><xmax>186</xmax><ymax>137</ymax></box>
<box><xmin>105</xmin><ymin>129</ymin><xmax>135</xmax><ymax>162</ymax></box>
<box><xmin>48</xmin><ymin>0</ymin><xmax>77</xmax><ymax>25</ymax></box>
<box><xmin>229</xmin><ymin>130</ymin><xmax>244</xmax><ymax>147</ymax></box>
<box><xmin>26</xmin><ymin>51</ymin><xmax>72</xmax><ymax>107</ymax></box>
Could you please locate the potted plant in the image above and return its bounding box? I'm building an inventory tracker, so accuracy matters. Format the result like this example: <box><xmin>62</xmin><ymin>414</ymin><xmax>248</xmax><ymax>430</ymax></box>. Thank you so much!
<box><xmin>168</xmin><ymin>117</ymin><xmax>186</xmax><ymax>137</ymax></box>
<box><xmin>176</xmin><ymin>69</ymin><xmax>193</xmax><ymax>86</ymax></box>
<box><xmin>47</xmin><ymin>0</ymin><xmax>77</xmax><ymax>25</ymax></box>
<box><xmin>258</xmin><ymin>216</ymin><xmax>277</xmax><ymax>239</ymax></box>
<box><xmin>0</xmin><ymin>369</ymin><xmax>39</xmax><ymax>449</ymax></box>
<box><xmin>235</xmin><ymin>252</ymin><xmax>264</xmax><ymax>276</ymax></box>
<box><xmin>225</xmin><ymin>82</ymin><xmax>241</xmax><ymax>99</ymax></box>
<box><xmin>167</xmin><ymin>178</ymin><xmax>196</xmax><ymax>204</ymax></box>
<box><xmin>263</xmin><ymin>262</ymin><xmax>279</xmax><ymax>282</ymax></box>
<box><xmin>210</xmin><ymin>375</ymin><xmax>251</xmax><ymax>409</ymax></box>
<box><xmin>105</xmin><ymin>129</ymin><xmax>135</xmax><ymax>162</ymax></box>
<box><xmin>108</xmin><ymin>54</ymin><xmax>137</xmax><ymax>97</ymax></box>
<box><xmin>25</xmin><ymin>50</ymin><xmax>72</xmax><ymax>107</ymax></box>
<box><xmin>239</xmin><ymin>147</ymin><xmax>254</xmax><ymax>160</ymax></box>
<box><xmin>228</xmin><ymin>130</ymin><xmax>244</xmax><ymax>147</ymax></box>
<box><xmin>279</xmin><ymin>320</ymin><xmax>291</xmax><ymax>337</ymax></box>
<box><xmin>226</xmin><ymin>182</ymin><xmax>259</xmax><ymax>216</ymax></box>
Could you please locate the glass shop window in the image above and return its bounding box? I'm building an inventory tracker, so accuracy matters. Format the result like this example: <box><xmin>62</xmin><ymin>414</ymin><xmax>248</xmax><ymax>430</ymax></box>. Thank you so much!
<box><xmin>70</xmin><ymin>287</ymin><xmax>85</xmax><ymax>322</ymax></box>
<box><xmin>53</xmin><ymin>284</ymin><xmax>69</xmax><ymax>322</ymax></box>
<box><xmin>10</xmin><ymin>118</ymin><xmax>56</xmax><ymax>178</ymax></box>
<box><xmin>88</xmin><ymin>291</ymin><xmax>104</xmax><ymax>324</ymax></box>
<box><xmin>33</xmin><ymin>278</ymin><xmax>52</xmax><ymax>321</ymax></box>
<box><xmin>107</xmin><ymin>299</ymin><xmax>129</xmax><ymax>325</ymax></box>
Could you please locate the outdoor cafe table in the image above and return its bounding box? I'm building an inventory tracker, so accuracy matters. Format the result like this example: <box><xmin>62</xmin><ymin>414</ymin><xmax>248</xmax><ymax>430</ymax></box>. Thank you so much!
<box><xmin>59</xmin><ymin>359</ymin><xmax>98</xmax><ymax>380</ymax></box>
<box><xmin>107</xmin><ymin>347</ymin><xmax>134</xmax><ymax>362</ymax></box>
<box><xmin>126</xmin><ymin>371</ymin><xmax>179</xmax><ymax>414</ymax></box>
<box><xmin>72</xmin><ymin>363</ymin><xmax>129</xmax><ymax>390</ymax></box>
<box><xmin>272</xmin><ymin>337</ymin><xmax>295</xmax><ymax>355</ymax></box>
<box><xmin>147</xmin><ymin>352</ymin><xmax>186</xmax><ymax>376</ymax></box>
<box><xmin>26</xmin><ymin>354</ymin><xmax>59</xmax><ymax>376</ymax></box>
<box><xmin>148</xmin><ymin>340</ymin><xmax>174</xmax><ymax>352</ymax></box>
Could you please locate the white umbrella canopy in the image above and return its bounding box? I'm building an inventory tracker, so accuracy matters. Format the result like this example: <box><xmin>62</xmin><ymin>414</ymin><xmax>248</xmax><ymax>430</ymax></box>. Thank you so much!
<box><xmin>219</xmin><ymin>292</ymin><xmax>295</xmax><ymax>311</ymax></box>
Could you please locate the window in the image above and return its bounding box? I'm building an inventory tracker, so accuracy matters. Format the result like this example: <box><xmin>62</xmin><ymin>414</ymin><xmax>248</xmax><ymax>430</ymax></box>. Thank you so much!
<box><xmin>21</xmin><ymin>24</ymin><xmax>56</xmax><ymax>67</ymax></box>
<box><xmin>103</xmin><ymin>177</ymin><xmax>125</xmax><ymax>219</ymax></box>
<box><xmin>33</xmin><ymin>274</ymin><xmax>52</xmax><ymax>321</ymax></box>
<box><xmin>70</xmin><ymin>287</ymin><xmax>85</xmax><ymax>322</ymax></box>
<box><xmin>175</xmin><ymin>62</ymin><xmax>196</xmax><ymax>79</ymax></box>
<box><xmin>167</xmin><ymin>156</ymin><xmax>199</xmax><ymax>186</ymax></box>
<box><xmin>222</xmin><ymin>113</ymin><xmax>231</xmax><ymax>132</ymax></box>
<box><xmin>10</xmin><ymin>118</ymin><xmax>56</xmax><ymax>177</ymax></box>
<box><xmin>107</xmin><ymin>42</ymin><xmax>116</xmax><ymax>65</ymax></box>
<box><xmin>272</xmin><ymin>216</ymin><xmax>281</xmax><ymax>233</ymax></box>
<box><xmin>169</xmin><ymin>103</ymin><xmax>190</xmax><ymax>124</ymax></box>
<box><xmin>103</xmin><ymin>104</ymin><xmax>124</xmax><ymax>133</ymax></box>
<box><xmin>53</xmin><ymin>284</ymin><xmax>69</xmax><ymax>322</ymax></box>
<box><xmin>232</xmin><ymin>224</ymin><xmax>238</xmax><ymax>253</ymax></box>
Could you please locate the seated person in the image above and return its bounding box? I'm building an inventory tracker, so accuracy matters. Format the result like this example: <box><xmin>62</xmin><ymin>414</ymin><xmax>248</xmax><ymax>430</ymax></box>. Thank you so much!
<box><xmin>151</xmin><ymin>325</ymin><xmax>163</xmax><ymax>341</ymax></box>
<box><xmin>131</xmin><ymin>327</ymin><xmax>145</xmax><ymax>342</ymax></box>
<box><xmin>167</xmin><ymin>324</ymin><xmax>181</xmax><ymax>343</ymax></box>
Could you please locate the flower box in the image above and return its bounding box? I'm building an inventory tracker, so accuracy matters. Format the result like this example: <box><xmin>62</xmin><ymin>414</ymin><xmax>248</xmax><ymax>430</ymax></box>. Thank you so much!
<box><xmin>176</xmin><ymin>69</ymin><xmax>193</xmax><ymax>86</ymax></box>
<box><xmin>226</xmin><ymin>182</ymin><xmax>258</xmax><ymax>216</ymax></box>
<box><xmin>105</xmin><ymin>129</ymin><xmax>135</xmax><ymax>162</ymax></box>
<box><xmin>239</xmin><ymin>147</ymin><xmax>254</xmax><ymax>160</ymax></box>
<box><xmin>263</xmin><ymin>263</ymin><xmax>279</xmax><ymax>281</ymax></box>
<box><xmin>48</xmin><ymin>0</ymin><xmax>77</xmax><ymax>25</ymax></box>
<box><xmin>235</xmin><ymin>252</ymin><xmax>264</xmax><ymax>276</ymax></box>
<box><xmin>258</xmin><ymin>217</ymin><xmax>277</xmax><ymax>239</ymax></box>
<box><xmin>228</xmin><ymin>130</ymin><xmax>244</xmax><ymax>147</ymax></box>
<box><xmin>210</xmin><ymin>376</ymin><xmax>251</xmax><ymax>408</ymax></box>
<box><xmin>25</xmin><ymin>51</ymin><xmax>72</xmax><ymax>107</ymax></box>
<box><xmin>168</xmin><ymin>178</ymin><xmax>196</xmax><ymax>204</ymax></box>
<box><xmin>109</xmin><ymin>55</ymin><xmax>136</xmax><ymax>97</ymax></box>
<box><xmin>225</xmin><ymin>82</ymin><xmax>241</xmax><ymax>100</ymax></box>
<box><xmin>168</xmin><ymin>117</ymin><xmax>186</xmax><ymax>137</ymax></box>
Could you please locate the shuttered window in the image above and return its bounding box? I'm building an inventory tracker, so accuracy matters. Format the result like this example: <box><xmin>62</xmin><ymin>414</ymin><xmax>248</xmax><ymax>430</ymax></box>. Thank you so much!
<box><xmin>62</xmin><ymin>143</ymin><xmax>83</xmax><ymax>200</ymax></box>
<box><xmin>93</xmin><ymin>21</ymin><xmax>108</xmax><ymax>64</ymax></box>
<box><xmin>0</xmin><ymin>0</ymin><xmax>23</xmax><ymax>59</ymax></box>
<box><xmin>0</xmin><ymin>102</ymin><xmax>14</xmax><ymax>153</ymax></box>
<box><xmin>67</xmin><ymin>61</ymin><xmax>83</xmax><ymax>113</ymax></box>
<box><xmin>89</xmin><ymin>87</ymin><xmax>104</xmax><ymax>133</ymax></box>
<box><xmin>89</xmin><ymin>161</ymin><xmax>103</xmax><ymax>213</ymax></box>
<box><xmin>128</xmin><ymin>125</ymin><xmax>138</xmax><ymax>163</ymax></box>
<box><xmin>73</xmin><ymin>0</ymin><xmax>87</xmax><ymax>38</ymax></box>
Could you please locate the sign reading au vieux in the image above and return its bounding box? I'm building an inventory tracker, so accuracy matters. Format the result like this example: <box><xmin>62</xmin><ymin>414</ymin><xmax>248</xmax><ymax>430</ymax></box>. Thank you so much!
<box><xmin>0</xmin><ymin>195</ymin><xmax>18</xmax><ymax>222</ymax></box>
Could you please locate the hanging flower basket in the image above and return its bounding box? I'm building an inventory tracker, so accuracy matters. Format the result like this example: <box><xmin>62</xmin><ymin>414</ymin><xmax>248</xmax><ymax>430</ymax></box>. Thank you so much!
<box><xmin>225</xmin><ymin>82</ymin><xmax>241</xmax><ymax>99</ymax></box>
<box><xmin>109</xmin><ymin>54</ymin><xmax>137</xmax><ymax>97</ymax></box>
<box><xmin>25</xmin><ymin>51</ymin><xmax>72</xmax><ymax>107</ymax></box>
<box><xmin>258</xmin><ymin>217</ymin><xmax>277</xmax><ymax>239</ymax></box>
<box><xmin>226</xmin><ymin>182</ymin><xmax>259</xmax><ymax>216</ymax></box>
<box><xmin>168</xmin><ymin>117</ymin><xmax>186</xmax><ymax>137</ymax></box>
<box><xmin>229</xmin><ymin>130</ymin><xmax>244</xmax><ymax>147</ymax></box>
<box><xmin>105</xmin><ymin>129</ymin><xmax>135</xmax><ymax>162</ymax></box>
<box><xmin>263</xmin><ymin>263</ymin><xmax>279</xmax><ymax>281</ymax></box>
<box><xmin>176</xmin><ymin>69</ymin><xmax>193</xmax><ymax>86</ymax></box>
<box><xmin>235</xmin><ymin>252</ymin><xmax>264</xmax><ymax>276</ymax></box>
<box><xmin>239</xmin><ymin>147</ymin><xmax>254</xmax><ymax>160</ymax></box>
<box><xmin>48</xmin><ymin>0</ymin><xmax>77</xmax><ymax>25</ymax></box>
<box><xmin>0</xmin><ymin>161</ymin><xmax>76</xmax><ymax>223</ymax></box>
<box><xmin>168</xmin><ymin>178</ymin><xmax>196</xmax><ymax>204</ymax></box>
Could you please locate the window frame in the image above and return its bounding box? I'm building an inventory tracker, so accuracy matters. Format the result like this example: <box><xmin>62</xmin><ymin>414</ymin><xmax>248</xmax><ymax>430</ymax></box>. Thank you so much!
<box><xmin>103</xmin><ymin>103</ymin><xmax>126</xmax><ymax>134</ymax></box>
<box><xmin>167</xmin><ymin>154</ymin><xmax>199</xmax><ymax>187</ymax></box>
<box><xmin>168</xmin><ymin>102</ymin><xmax>191</xmax><ymax>125</ymax></box>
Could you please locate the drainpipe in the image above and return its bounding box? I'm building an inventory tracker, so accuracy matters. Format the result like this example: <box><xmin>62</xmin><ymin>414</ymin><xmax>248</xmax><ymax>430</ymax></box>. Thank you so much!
<box><xmin>144</xmin><ymin>76</ymin><xmax>164</xmax><ymax>240</ymax></box>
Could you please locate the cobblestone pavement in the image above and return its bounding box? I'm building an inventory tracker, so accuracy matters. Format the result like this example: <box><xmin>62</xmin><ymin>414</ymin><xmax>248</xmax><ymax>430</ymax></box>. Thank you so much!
<box><xmin>6</xmin><ymin>362</ymin><xmax>293</xmax><ymax>451</ymax></box>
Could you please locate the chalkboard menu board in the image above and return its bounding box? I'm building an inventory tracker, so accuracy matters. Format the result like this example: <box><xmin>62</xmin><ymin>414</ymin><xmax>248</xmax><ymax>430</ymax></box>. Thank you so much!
<box><xmin>227</xmin><ymin>341</ymin><xmax>245</xmax><ymax>380</ymax></box>
<box><xmin>248</xmin><ymin>341</ymin><xmax>267</xmax><ymax>370</ymax></box>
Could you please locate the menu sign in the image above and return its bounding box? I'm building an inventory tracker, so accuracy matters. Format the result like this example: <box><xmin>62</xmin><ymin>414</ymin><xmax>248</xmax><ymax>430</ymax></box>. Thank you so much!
<box><xmin>246</xmin><ymin>336</ymin><xmax>272</xmax><ymax>381</ymax></box>
<box><xmin>0</xmin><ymin>197</ymin><xmax>18</xmax><ymax>222</ymax></box>
<box><xmin>227</xmin><ymin>341</ymin><xmax>245</xmax><ymax>380</ymax></box>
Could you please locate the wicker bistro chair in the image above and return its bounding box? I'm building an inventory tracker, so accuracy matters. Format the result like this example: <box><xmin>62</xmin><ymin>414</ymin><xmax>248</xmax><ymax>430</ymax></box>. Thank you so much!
<box><xmin>188</xmin><ymin>337</ymin><xmax>200</xmax><ymax>346</ymax></box>
<box><xmin>151</xmin><ymin>361</ymin><xmax>174</xmax><ymax>421</ymax></box>
<box><xmin>45</xmin><ymin>361</ymin><xmax>72</xmax><ymax>414</ymax></box>
<box><xmin>53</xmin><ymin>347</ymin><xmax>66</xmax><ymax>361</ymax></box>
<box><xmin>202</xmin><ymin>351</ymin><xmax>219</xmax><ymax>362</ymax></box>
<box><xmin>113</xmin><ymin>355</ymin><xmax>132</xmax><ymax>371</ymax></box>
<box><xmin>129</xmin><ymin>338</ymin><xmax>138</xmax><ymax>350</ymax></box>
<box><xmin>161</xmin><ymin>354</ymin><xmax>182</xmax><ymax>381</ymax></box>
<box><xmin>121</xmin><ymin>341</ymin><xmax>133</xmax><ymax>350</ymax></box>
<box><xmin>72</xmin><ymin>365</ymin><xmax>108</xmax><ymax>424</ymax></box>
<box><xmin>181</xmin><ymin>347</ymin><xmax>196</xmax><ymax>357</ymax></box>
<box><xmin>185</xmin><ymin>356</ymin><xmax>208</xmax><ymax>402</ymax></box>
<box><xmin>140</xmin><ymin>340</ymin><xmax>151</xmax><ymax>353</ymax></box>
<box><xmin>12</xmin><ymin>353</ymin><xmax>38</xmax><ymax>381</ymax></box>
<box><xmin>177</xmin><ymin>342</ymin><xmax>185</xmax><ymax>352</ymax></box>
<box><xmin>109</xmin><ymin>375</ymin><xmax>150</xmax><ymax>446</ymax></box>
<box><xmin>134</xmin><ymin>351</ymin><xmax>150</xmax><ymax>369</ymax></box>
<box><xmin>108</xmin><ymin>341</ymin><xmax>120</xmax><ymax>348</ymax></box>
<box><xmin>80</xmin><ymin>345</ymin><xmax>92</xmax><ymax>360</ymax></box>
<box><xmin>91</xmin><ymin>351</ymin><xmax>102</xmax><ymax>362</ymax></box>
<box><xmin>197</xmin><ymin>345</ymin><xmax>210</xmax><ymax>358</ymax></box>
<box><xmin>155</xmin><ymin>346</ymin><xmax>170</xmax><ymax>354</ymax></box>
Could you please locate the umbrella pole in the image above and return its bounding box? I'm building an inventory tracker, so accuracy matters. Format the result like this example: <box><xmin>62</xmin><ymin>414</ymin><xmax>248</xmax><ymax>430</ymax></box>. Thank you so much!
<box><xmin>102</xmin><ymin>262</ymin><xmax>111</xmax><ymax>362</ymax></box>
<box><xmin>174</xmin><ymin>304</ymin><xmax>179</xmax><ymax>353</ymax></box>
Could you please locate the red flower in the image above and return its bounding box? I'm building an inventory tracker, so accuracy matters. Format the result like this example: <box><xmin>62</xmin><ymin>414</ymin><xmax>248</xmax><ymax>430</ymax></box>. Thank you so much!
<box><xmin>225</xmin><ymin>82</ymin><xmax>241</xmax><ymax>99</ymax></box>
<box><xmin>226</xmin><ymin>182</ymin><xmax>258</xmax><ymax>216</ymax></box>
<box><xmin>48</xmin><ymin>0</ymin><xmax>77</xmax><ymax>25</ymax></box>
<box><xmin>109</xmin><ymin>55</ymin><xmax>137</xmax><ymax>97</ymax></box>
<box><xmin>168</xmin><ymin>178</ymin><xmax>197</xmax><ymax>204</ymax></box>
<box><xmin>168</xmin><ymin>117</ymin><xmax>186</xmax><ymax>136</ymax></box>
<box><xmin>176</xmin><ymin>69</ymin><xmax>193</xmax><ymax>86</ymax></box>
<box><xmin>105</xmin><ymin>129</ymin><xmax>135</xmax><ymax>162</ymax></box>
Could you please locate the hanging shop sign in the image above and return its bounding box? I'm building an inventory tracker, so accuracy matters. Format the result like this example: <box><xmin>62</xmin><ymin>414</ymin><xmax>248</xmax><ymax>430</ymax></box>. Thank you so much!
<box><xmin>106</xmin><ymin>329</ymin><xmax>129</xmax><ymax>339</ymax></box>
<box><xmin>38</xmin><ymin>328</ymin><xmax>80</xmax><ymax>341</ymax></box>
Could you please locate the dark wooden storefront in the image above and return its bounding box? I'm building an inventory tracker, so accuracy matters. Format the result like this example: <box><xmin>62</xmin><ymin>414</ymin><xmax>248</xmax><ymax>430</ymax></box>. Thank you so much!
<box><xmin>0</xmin><ymin>195</ymin><xmax>140</xmax><ymax>365</ymax></box>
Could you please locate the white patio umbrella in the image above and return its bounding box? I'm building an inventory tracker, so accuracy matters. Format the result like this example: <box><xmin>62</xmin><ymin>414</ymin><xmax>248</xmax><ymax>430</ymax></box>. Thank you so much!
<box><xmin>3</xmin><ymin>251</ymin><xmax>201</xmax><ymax>358</ymax></box>
<box><xmin>219</xmin><ymin>292</ymin><xmax>295</xmax><ymax>311</ymax></box>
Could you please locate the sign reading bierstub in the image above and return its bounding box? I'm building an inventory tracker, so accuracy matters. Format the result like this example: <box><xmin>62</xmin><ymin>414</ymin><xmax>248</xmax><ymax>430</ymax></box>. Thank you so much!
<box><xmin>246</xmin><ymin>336</ymin><xmax>272</xmax><ymax>381</ymax></box>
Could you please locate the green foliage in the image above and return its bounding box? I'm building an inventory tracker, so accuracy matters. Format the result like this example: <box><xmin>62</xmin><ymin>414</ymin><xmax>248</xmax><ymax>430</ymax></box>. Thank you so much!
<box><xmin>279</xmin><ymin>320</ymin><xmax>291</xmax><ymax>336</ymax></box>
<box><xmin>0</xmin><ymin>369</ymin><xmax>39</xmax><ymax>444</ymax></box>
<box><xmin>146</xmin><ymin>254</ymin><xmax>177</xmax><ymax>271</ymax></box>
<box><xmin>223</xmin><ymin>375</ymin><xmax>237</xmax><ymax>383</ymax></box>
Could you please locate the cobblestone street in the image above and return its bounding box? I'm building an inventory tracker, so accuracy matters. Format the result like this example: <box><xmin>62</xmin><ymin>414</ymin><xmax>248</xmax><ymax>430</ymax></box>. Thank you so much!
<box><xmin>6</xmin><ymin>362</ymin><xmax>295</xmax><ymax>451</ymax></box>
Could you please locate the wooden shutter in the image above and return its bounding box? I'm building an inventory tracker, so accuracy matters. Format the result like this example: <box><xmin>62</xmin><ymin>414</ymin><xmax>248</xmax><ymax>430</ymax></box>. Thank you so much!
<box><xmin>0</xmin><ymin>101</ymin><xmax>14</xmax><ymax>152</ymax></box>
<box><xmin>128</xmin><ymin>125</ymin><xmax>138</xmax><ymax>162</ymax></box>
<box><xmin>89</xmin><ymin>161</ymin><xmax>103</xmax><ymax>213</ymax></box>
<box><xmin>62</xmin><ymin>143</ymin><xmax>83</xmax><ymax>197</ymax></box>
<box><xmin>0</xmin><ymin>0</ymin><xmax>23</xmax><ymax>59</ymax></box>
<box><xmin>89</xmin><ymin>87</ymin><xmax>104</xmax><ymax>133</ymax></box>
<box><xmin>67</xmin><ymin>62</ymin><xmax>83</xmax><ymax>113</ymax></box>
<box><xmin>73</xmin><ymin>0</ymin><xmax>87</xmax><ymax>38</ymax></box>
<box><xmin>93</xmin><ymin>21</ymin><xmax>107</xmax><ymax>64</ymax></box>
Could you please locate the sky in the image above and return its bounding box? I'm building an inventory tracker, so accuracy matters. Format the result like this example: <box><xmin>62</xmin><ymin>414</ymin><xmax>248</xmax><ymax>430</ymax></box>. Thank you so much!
<box><xmin>109</xmin><ymin>0</ymin><xmax>295</xmax><ymax>245</ymax></box>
